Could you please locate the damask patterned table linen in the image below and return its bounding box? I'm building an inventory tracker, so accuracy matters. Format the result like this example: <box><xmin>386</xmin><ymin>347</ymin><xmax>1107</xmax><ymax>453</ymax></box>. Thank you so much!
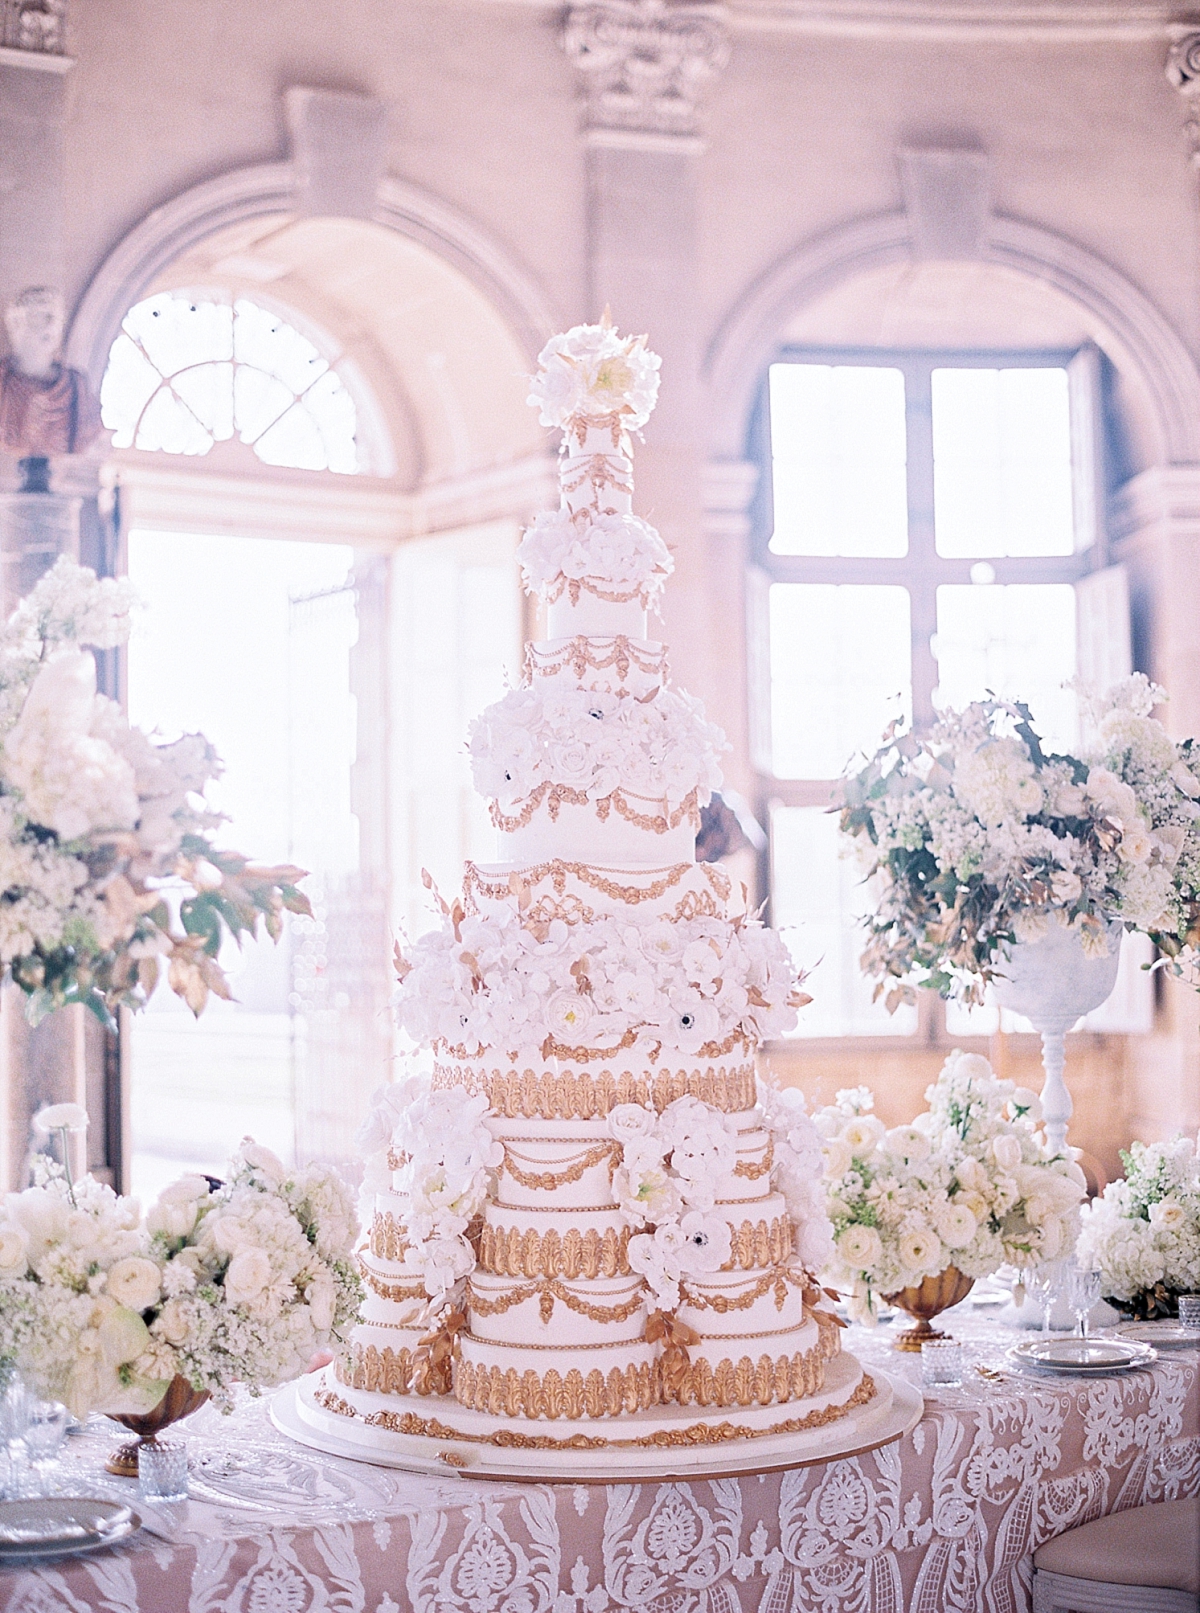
<box><xmin>1</xmin><ymin>1314</ymin><xmax>1195</xmax><ymax>1613</ymax></box>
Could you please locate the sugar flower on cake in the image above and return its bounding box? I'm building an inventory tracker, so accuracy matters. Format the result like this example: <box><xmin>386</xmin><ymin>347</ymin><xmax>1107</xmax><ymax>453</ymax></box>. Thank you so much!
<box><xmin>468</xmin><ymin>680</ymin><xmax>726</xmax><ymax>820</ymax></box>
<box><xmin>838</xmin><ymin>677</ymin><xmax>1200</xmax><ymax>1009</ymax></box>
<box><xmin>756</xmin><ymin>1076</ymin><xmax>836</xmax><ymax>1272</ymax></box>
<box><xmin>0</xmin><ymin>557</ymin><xmax>311</xmax><ymax>1027</ymax></box>
<box><xmin>816</xmin><ymin>1051</ymin><xmax>1085</xmax><ymax>1322</ymax></box>
<box><xmin>395</xmin><ymin>900</ymin><xmax>806</xmax><ymax>1059</ymax></box>
<box><xmin>0</xmin><ymin>1132</ymin><xmax>361</xmax><ymax>1417</ymax></box>
<box><xmin>527</xmin><ymin>317</ymin><xmax>661</xmax><ymax>432</ymax></box>
<box><xmin>517</xmin><ymin>508</ymin><xmax>674</xmax><ymax>608</ymax></box>
<box><xmin>1077</xmin><ymin>1133</ymin><xmax>1200</xmax><ymax>1318</ymax></box>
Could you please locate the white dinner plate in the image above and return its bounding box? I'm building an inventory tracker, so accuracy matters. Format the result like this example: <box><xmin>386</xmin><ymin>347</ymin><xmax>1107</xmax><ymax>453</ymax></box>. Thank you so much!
<box><xmin>1007</xmin><ymin>1337</ymin><xmax>1156</xmax><ymax>1374</ymax></box>
<box><xmin>0</xmin><ymin>1499</ymin><xmax>138</xmax><ymax>1557</ymax></box>
<box><xmin>1115</xmin><ymin>1320</ymin><xmax>1200</xmax><ymax>1350</ymax></box>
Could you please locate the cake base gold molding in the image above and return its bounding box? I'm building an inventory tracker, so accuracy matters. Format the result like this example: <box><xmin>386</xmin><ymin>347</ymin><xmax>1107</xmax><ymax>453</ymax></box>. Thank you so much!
<box><xmin>272</xmin><ymin>1352</ymin><xmax>922</xmax><ymax>1483</ymax></box>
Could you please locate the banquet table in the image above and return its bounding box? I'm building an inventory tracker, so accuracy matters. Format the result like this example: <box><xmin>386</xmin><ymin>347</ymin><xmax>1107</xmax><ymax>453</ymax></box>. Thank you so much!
<box><xmin>1</xmin><ymin>1309</ymin><xmax>1196</xmax><ymax>1613</ymax></box>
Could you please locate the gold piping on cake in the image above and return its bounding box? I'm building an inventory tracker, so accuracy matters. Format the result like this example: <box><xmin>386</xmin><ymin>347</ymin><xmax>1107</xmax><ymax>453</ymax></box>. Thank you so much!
<box><xmin>478</xmin><ymin>1222</ymin><xmax>633</xmax><ymax>1278</ymax></box>
<box><xmin>680</xmin><ymin>1266</ymin><xmax>800</xmax><ymax>1314</ymax></box>
<box><xmin>499</xmin><ymin>1139</ymin><xmax>620</xmax><ymax>1192</ymax></box>
<box><xmin>463</xmin><ymin>858</ymin><xmax>730</xmax><ymax>910</ymax></box>
<box><xmin>488</xmin><ymin>780</ymin><xmax>701</xmax><ymax>837</ymax></box>
<box><xmin>454</xmin><ymin>1356</ymin><xmax>659</xmax><ymax>1418</ymax></box>
<box><xmin>314</xmin><ymin>1374</ymin><xmax>877</xmax><ymax>1447</ymax></box>
<box><xmin>432</xmin><ymin>1060</ymin><xmax>757</xmax><ymax>1119</ymax></box>
<box><xmin>468</xmin><ymin>1275</ymin><xmax>645</xmax><ymax>1326</ymax></box>
<box><xmin>733</xmin><ymin>1138</ymin><xmax>773</xmax><ymax>1180</ymax></box>
<box><xmin>525</xmin><ymin>635</ymin><xmax>667</xmax><ymax>686</ymax></box>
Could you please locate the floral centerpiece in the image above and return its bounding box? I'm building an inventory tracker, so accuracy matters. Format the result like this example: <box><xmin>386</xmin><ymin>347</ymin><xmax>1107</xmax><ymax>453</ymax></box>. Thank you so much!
<box><xmin>1077</xmin><ymin>1134</ymin><xmax>1200</xmax><ymax>1319</ymax></box>
<box><xmin>0</xmin><ymin>1124</ymin><xmax>360</xmax><ymax>1420</ymax></box>
<box><xmin>0</xmin><ymin>556</ymin><xmax>310</xmax><ymax>1025</ymax></box>
<box><xmin>817</xmin><ymin>1051</ymin><xmax>1086</xmax><ymax>1328</ymax></box>
<box><xmin>837</xmin><ymin>676</ymin><xmax>1200</xmax><ymax>1009</ymax></box>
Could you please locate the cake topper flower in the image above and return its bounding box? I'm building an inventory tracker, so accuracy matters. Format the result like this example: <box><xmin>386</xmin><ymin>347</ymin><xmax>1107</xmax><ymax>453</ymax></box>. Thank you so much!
<box><xmin>527</xmin><ymin>312</ymin><xmax>662</xmax><ymax>432</ymax></box>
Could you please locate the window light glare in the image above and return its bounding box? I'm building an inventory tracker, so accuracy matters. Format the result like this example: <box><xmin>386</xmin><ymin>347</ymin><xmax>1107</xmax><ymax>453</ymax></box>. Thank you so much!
<box><xmin>932</xmin><ymin>367</ymin><xmax>1073</xmax><ymax>558</ymax></box>
<box><xmin>100</xmin><ymin>292</ymin><xmax>360</xmax><ymax>474</ymax></box>
<box><xmin>768</xmin><ymin>363</ymin><xmax>908</xmax><ymax>558</ymax></box>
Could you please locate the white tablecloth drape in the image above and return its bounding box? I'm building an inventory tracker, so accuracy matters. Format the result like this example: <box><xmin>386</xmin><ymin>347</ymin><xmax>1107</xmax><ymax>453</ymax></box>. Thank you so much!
<box><xmin>1</xmin><ymin>1313</ymin><xmax>1196</xmax><ymax>1613</ymax></box>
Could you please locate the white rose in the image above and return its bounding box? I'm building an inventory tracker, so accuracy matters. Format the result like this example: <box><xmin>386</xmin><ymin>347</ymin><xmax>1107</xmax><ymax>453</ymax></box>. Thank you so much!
<box><xmin>607</xmin><ymin>1104</ymin><xmax>657</xmax><ymax>1145</ymax></box>
<box><xmin>0</xmin><ymin>1223</ymin><xmax>28</xmax><ymax>1275</ymax></box>
<box><xmin>992</xmin><ymin>1134</ymin><xmax>1023</xmax><ymax>1171</ymax></box>
<box><xmin>223</xmin><ymin>1246</ymin><xmax>273</xmax><ymax>1306</ymax></box>
<box><xmin>154</xmin><ymin>1298</ymin><xmax>193</xmax><ymax>1346</ymax></box>
<box><xmin>836</xmin><ymin>1223</ymin><xmax>883</xmax><ymax>1271</ymax></box>
<box><xmin>105</xmin><ymin>1256</ymin><xmax>161</xmax><ymax>1312</ymax></box>
<box><xmin>305</xmin><ymin>1273</ymin><xmax>336</xmax><ymax>1333</ymax></box>
<box><xmin>1149</xmin><ymin>1198</ymin><xmax>1187</xmax><ymax>1230</ymax></box>
<box><xmin>240</xmin><ymin>1141</ymin><xmax>286</xmax><ymax>1185</ymax></box>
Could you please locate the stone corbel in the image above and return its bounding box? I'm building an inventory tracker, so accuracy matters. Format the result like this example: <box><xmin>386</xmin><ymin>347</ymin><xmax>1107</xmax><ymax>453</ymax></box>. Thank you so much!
<box><xmin>562</xmin><ymin>0</ymin><xmax>729</xmax><ymax>153</ymax></box>
<box><xmin>1166</xmin><ymin>33</ymin><xmax>1200</xmax><ymax>168</ymax></box>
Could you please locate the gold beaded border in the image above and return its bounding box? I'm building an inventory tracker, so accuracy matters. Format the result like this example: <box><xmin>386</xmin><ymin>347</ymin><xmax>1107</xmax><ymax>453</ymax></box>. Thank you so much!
<box><xmin>431</xmin><ymin>1059</ymin><xmax>757</xmax><ymax>1119</ymax></box>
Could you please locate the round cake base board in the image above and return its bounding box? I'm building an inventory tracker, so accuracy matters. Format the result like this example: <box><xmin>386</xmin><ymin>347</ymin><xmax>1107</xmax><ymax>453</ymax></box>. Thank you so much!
<box><xmin>272</xmin><ymin>1362</ymin><xmax>923</xmax><ymax>1484</ymax></box>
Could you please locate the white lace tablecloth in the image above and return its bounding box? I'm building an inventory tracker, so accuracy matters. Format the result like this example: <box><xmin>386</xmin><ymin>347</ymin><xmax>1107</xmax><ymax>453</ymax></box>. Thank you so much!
<box><xmin>1</xmin><ymin>1311</ymin><xmax>1197</xmax><ymax>1613</ymax></box>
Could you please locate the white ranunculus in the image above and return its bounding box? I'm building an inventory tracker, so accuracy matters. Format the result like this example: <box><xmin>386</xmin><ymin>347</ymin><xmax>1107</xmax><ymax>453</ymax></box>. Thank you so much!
<box><xmin>0</xmin><ymin>1223</ymin><xmax>28</xmax><ymax>1275</ymax></box>
<box><xmin>823</xmin><ymin>1137</ymin><xmax>854</xmax><ymax>1179</ymax></box>
<box><xmin>886</xmin><ymin>1126</ymin><xmax>930</xmax><ymax>1164</ymax></box>
<box><xmin>840</xmin><ymin>1115</ymin><xmax>885</xmax><ymax>1153</ymax></box>
<box><xmin>223</xmin><ymin>1246</ymin><xmax>272</xmax><ymax>1306</ymax></box>
<box><xmin>898</xmin><ymin>1226</ymin><xmax>944</xmax><ymax>1274</ymax></box>
<box><xmin>154</xmin><ymin>1297</ymin><xmax>193</xmax><ymax>1346</ymax></box>
<box><xmin>837</xmin><ymin>1223</ymin><xmax>883</xmax><ymax>1271</ymax></box>
<box><xmin>992</xmin><ymin>1134</ymin><xmax>1023</xmax><ymax>1171</ymax></box>
<box><xmin>936</xmin><ymin>1201</ymin><xmax>978</xmax><ymax>1249</ymax></box>
<box><xmin>105</xmin><ymin>1256</ymin><xmax>162</xmax><ymax>1312</ymax></box>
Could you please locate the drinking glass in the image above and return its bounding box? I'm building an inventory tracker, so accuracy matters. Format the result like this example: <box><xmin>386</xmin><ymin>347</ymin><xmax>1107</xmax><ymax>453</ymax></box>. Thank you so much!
<box><xmin>920</xmin><ymin>1340</ymin><xmax>966</xmax><ymax>1388</ymax></box>
<box><xmin>1178</xmin><ymin>1294</ymin><xmax>1200</xmax><ymax>1333</ymax></box>
<box><xmin>139</xmin><ymin>1438</ymin><xmax>188</xmax><ymax>1502</ymax></box>
<box><xmin>0</xmin><ymin>1375</ymin><xmax>32</xmax><ymax>1498</ymax></box>
<box><xmin>1067</xmin><ymin>1265</ymin><xmax>1102</xmax><ymax>1340</ymax></box>
<box><xmin>24</xmin><ymin>1400</ymin><xmax>68</xmax><ymax>1495</ymax></box>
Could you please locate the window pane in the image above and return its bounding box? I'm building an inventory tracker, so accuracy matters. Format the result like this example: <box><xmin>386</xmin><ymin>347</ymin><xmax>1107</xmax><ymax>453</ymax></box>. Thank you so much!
<box><xmin>934</xmin><ymin>582</ymin><xmax>1077</xmax><ymax>752</ymax></box>
<box><xmin>771</xmin><ymin>806</ymin><xmax>918</xmax><ymax>1038</ymax></box>
<box><xmin>768</xmin><ymin>364</ymin><xmax>908</xmax><ymax>557</ymax></box>
<box><xmin>770</xmin><ymin>583</ymin><xmax>911</xmax><ymax>778</ymax></box>
<box><xmin>932</xmin><ymin>367</ymin><xmax>1074</xmax><ymax>557</ymax></box>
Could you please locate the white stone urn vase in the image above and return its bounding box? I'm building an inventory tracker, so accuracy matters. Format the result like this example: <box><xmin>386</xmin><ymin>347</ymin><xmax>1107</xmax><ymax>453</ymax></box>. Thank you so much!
<box><xmin>992</xmin><ymin>921</ymin><xmax>1122</xmax><ymax>1155</ymax></box>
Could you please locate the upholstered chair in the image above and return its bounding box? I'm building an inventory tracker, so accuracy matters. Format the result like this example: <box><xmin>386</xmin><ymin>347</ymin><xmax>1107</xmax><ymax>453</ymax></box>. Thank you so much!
<box><xmin>1032</xmin><ymin>1497</ymin><xmax>1200</xmax><ymax>1613</ymax></box>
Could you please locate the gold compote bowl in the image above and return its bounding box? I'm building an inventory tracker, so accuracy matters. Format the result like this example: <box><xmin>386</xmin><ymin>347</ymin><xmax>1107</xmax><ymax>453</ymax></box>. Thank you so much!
<box><xmin>882</xmin><ymin>1266</ymin><xmax>975</xmax><ymax>1352</ymax></box>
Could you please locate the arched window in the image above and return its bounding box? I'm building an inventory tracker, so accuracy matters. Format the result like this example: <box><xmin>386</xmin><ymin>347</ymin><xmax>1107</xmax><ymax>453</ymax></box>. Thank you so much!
<box><xmin>100</xmin><ymin>292</ymin><xmax>361</xmax><ymax>474</ymax></box>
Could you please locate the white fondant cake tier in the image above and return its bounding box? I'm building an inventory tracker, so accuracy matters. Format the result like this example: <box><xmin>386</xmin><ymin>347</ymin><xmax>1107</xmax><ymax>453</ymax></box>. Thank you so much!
<box><xmin>546</xmin><ymin>594</ymin><xmax>649</xmax><ymax>640</ymax></box>
<box><xmin>467</xmin><ymin>1270</ymin><xmax>647</xmax><ymax>1346</ymax></box>
<box><xmin>499</xmin><ymin>800</ymin><xmax>699</xmax><ymax>865</ymax></box>
<box><xmin>494</xmin><ymin>1131</ymin><xmax>621</xmax><ymax>1210</ymax></box>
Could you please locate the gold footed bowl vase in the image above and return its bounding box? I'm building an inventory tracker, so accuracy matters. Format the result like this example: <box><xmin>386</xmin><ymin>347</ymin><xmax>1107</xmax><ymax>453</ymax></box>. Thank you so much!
<box><xmin>883</xmin><ymin>1266</ymin><xmax>975</xmax><ymax>1352</ymax></box>
<box><xmin>105</xmin><ymin>1375</ymin><xmax>210</xmax><ymax>1477</ymax></box>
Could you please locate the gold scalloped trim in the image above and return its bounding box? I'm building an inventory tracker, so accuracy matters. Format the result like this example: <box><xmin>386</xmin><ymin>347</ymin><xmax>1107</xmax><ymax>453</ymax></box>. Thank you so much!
<box><xmin>680</xmin><ymin>1266</ymin><xmax>801</xmax><ymax>1315</ymax></box>
<box><xmin>734</xmin><ymin>1138</ymin><xmax>773</xmax><ymax>1180</ymax></box>
<box><xmin>468</xmin><ymin>1275</ymin><xmax>645</xmax><ymax>1326</ymax></box>
<box><xmin>317</xmin><ymin>1373</ymin><xmax>876</xmax><ymax>1447</ymax></box>
<box><xmin>489</xmin><ymin>780</ymin><xmax>702</xmax><ymax>837</ymax></box>
<box><xmin>726</xmin><ymin>1215</ymin><xmax>793</xmax><ymax>1271</ymax></box>
<box><xmin>339</xmin><ymin>1343</ymin><xmax>437</xmax><ymax>1397</ymax></box>
<box><xmin>432</xmin><ymin>1059</ymin><xmax>757</xmax><ymax>1118</ymax></box>
<box><xmin>454</xmin><ymin>1355</ymin><xmax>658</xmax><ymax>1418</ymax></box>
<box><xmin>525</xmin><ymin>635</ymin><xmax>667</xmax><ymax>687</ymax></box>
<box><xmin>361</xmin><ymin>1266</ymin><xmax>426</xmax><ymax>1304</ymax></box>
<box><xmin>478</xmin><ymin>1221</ymin><xmax>633</xmax><ymax>1278</ymax></box>
<box><xmin>369</xmin><ymin>1211</ymin><xmax>408</xmax><ymax>1263</ymax></box>
<box><xmin>669</xmin><ymin>1343</ymin><xmax>829</xmax><ymax>1409</ymax></box>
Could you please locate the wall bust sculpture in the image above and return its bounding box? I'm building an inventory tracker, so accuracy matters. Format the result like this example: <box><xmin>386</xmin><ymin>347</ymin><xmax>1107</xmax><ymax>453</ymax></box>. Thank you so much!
<box><xmin>0</xmin><ymin>288</ymin><xmax>102</xmax><ymax>486</ymax></box>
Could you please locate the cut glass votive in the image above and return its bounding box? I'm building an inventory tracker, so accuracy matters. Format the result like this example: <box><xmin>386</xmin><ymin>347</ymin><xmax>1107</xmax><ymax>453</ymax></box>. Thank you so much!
<box><xmin>138</xmin><ymin>1438</ymin><xmax>188</xmax><ymax>1502</ymax></box>
<box><xmin>920</xmin><ymin>1340</ymin><xmax>965</xmax><ymax>1388</ymax></box>
<box><xmin>1178</xmin><ymin>1294</ymin><xmax>1200</xmax><ymax>1333</ymax></box>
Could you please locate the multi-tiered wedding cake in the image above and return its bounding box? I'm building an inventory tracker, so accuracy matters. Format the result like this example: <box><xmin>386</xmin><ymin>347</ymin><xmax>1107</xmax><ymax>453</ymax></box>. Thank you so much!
<box><xmin>290</xmin><ymin>320</ymin><xmax>894</xmax><ymax>1478</ymax></box>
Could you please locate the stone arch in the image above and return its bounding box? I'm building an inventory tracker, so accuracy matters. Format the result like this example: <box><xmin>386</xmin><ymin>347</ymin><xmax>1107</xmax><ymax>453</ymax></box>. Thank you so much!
<box><xmin>705</xmin><ymin>210</ymin><xmax>1200</xmax><ymax>471</ymax></box>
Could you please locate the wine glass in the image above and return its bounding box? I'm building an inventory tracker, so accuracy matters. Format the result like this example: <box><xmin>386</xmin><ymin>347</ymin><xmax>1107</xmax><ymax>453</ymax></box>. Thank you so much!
<box><xmin>24</xmin><ymin>1400</ymin><xmax>69</xmax><ymax>1495</ymax></box>
<box><xmin>0</xmin><ymin>1374</ymin><xmax>32</xmax><ymax>1499</ymax></box>
<box><xmin>1068</xmin><ymin>1265</ymin><xmax>1102</xmax><ymax>1341</ymax></box>
<box><xmin>1026</xmin><ymin>1261</ymin><xmax>1064</xmax><ymax>1335</ymax></box>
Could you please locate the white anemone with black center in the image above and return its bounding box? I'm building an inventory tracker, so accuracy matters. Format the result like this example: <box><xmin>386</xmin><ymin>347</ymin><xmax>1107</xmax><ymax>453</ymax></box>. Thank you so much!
<box><xmin>280</xmin><ymin>318</ymin><xmax>918</xmax><ymax>1479</ymax></box>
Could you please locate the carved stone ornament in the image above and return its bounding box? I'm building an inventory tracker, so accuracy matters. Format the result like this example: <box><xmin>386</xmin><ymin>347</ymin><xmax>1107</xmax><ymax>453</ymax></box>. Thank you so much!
<box><xmin>562</xmin><ymin>0</ymin><xmax>729</xmax><ymax>144</ymax></box>
<box><xmin>1166</xmin><ymin>33</ymin><xmax>1200</xmax><ymax>167</ymax></box>
<box><xmin>3</xmin><ymin>0</ymin><xmax>67</xmax><ymax>54</ymax></box>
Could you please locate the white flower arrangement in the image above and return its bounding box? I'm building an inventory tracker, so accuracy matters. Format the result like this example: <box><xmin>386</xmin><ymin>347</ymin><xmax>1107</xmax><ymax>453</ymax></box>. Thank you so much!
<box><xmin>0</xmin><ymin>557</ymin><xmax>310</xmax><ymax>1025</ymax></box>
<box><xmin>0</xmin><ymin>1137</ymin><xmax>361</xmax><ymax>1417</ymax></box>
<box><xmin>527</xmin><ymin>318</ymin><xmax>661</xmax><ymax>432</ymax></box>
<box><xmin>1077</xmin><ymin>1134</ymin><xmax>1200</xmax><ymax>1317</ymax></box>
<box><xmin>468</xmin><ymin>680</ymin><xmax>726</xmax><ymax>816</ymax></box>
<box><xmin>394</xmin><ymin>898</ymin><xmax>806</xmax><ymax>1059</ymax></box>
<box><xmin>516</xmin><ymin>508</ymin><xmax>673</xmax><ymax>609</ymax></box>
<box><xmin>839</xmin><ymin>677</ymin><xmax>1200</xmax><ymax>1007</ymax></box>
<box><xmin>756</xmin><ymin>1077</ymin><xmax>836</xmax><ymax>1273</ymax></box>
<box><xmin>816</xmin><ymin>1051</ymin><xmax>1086</xmax><ymax>1322</ymax></box>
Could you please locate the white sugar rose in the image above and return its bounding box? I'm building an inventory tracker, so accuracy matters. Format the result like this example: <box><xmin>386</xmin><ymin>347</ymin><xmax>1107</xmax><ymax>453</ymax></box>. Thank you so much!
<box><xmin>223</xmin><ymin>1246</ymin><xmax>272</xmax><ymax>1306</ymax></box>
<box><xmin>105</xmin><ymin>1256</ymin><xmax>162</xmax><ymax>1312</ymax></box>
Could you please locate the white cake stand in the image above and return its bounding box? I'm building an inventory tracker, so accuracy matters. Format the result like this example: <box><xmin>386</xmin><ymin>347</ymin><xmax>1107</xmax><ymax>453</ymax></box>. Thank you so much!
<box><xmin>272</xmin><ymin>1356</ymin><xmax>923</xmax><ymax>1483</ymax></box>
